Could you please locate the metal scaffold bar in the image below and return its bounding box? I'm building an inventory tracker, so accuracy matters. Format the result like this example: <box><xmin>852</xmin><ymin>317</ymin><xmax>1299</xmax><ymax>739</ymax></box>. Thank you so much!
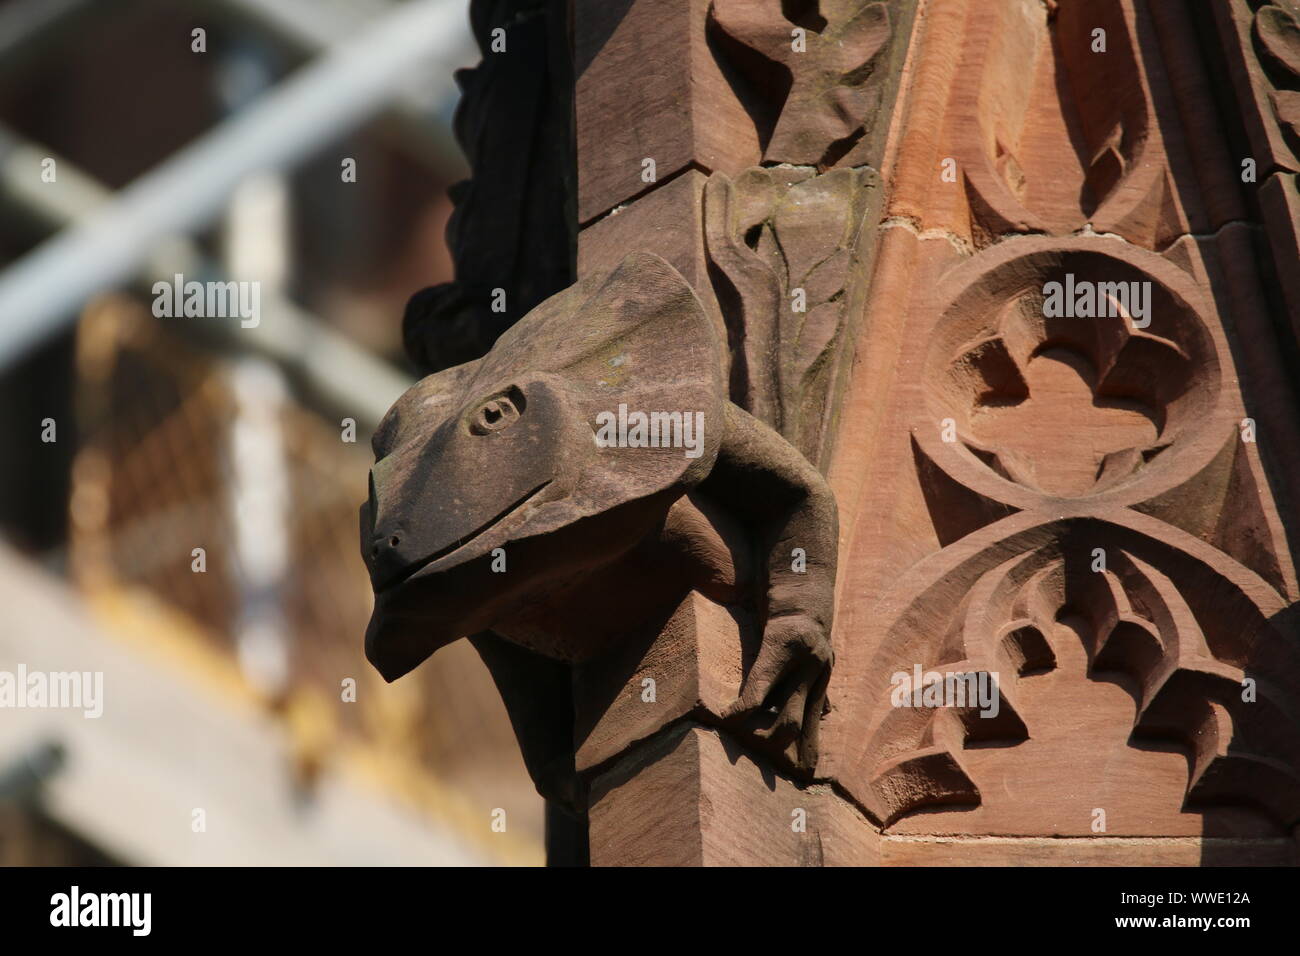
<box><xmin>192</xmin><ymin>0</ymin><xmax>468</xmax><ymax>176</ymax></box>
<box><xmin>0</xmin><ymin>127</ymin><xmax>413</xmax><ymax>427</ymax></box>
<box><xmin>0</xmin><ymin>0</ymin><xmax>463</xmax><ymax>375</ymax></box>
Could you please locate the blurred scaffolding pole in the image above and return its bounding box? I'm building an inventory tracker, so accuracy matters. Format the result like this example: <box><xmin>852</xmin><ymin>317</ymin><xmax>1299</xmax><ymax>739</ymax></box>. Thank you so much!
<box><xmin>0</xmin><ymin>126</ymin><xmax>413</xmax><ymax>428</ymax></box>
<box><xmin>192</xmin><ymin>0</ymin><xmax>468</xmax><ymax>174</ymax></box>
<box><xmin>0</xmin><ymin>0</ymin><xmax>467</xmax><ymax>408</ymax></box>
<box><xmin>0</xmin><ymin>0</ymin><xmax>466</xmax><ymax>178</ymax></box>
<box><xmin>0</xmin><ymin>0</ymin><xmax>101</xmax><ymax>75</ymax></box>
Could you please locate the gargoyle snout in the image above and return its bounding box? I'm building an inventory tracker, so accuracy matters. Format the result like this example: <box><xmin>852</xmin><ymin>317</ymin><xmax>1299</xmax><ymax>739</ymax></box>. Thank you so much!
<box><xmin>364</xmin><ymin>468</ymin><xmax>415</xmax><ymax>590</ymax></box>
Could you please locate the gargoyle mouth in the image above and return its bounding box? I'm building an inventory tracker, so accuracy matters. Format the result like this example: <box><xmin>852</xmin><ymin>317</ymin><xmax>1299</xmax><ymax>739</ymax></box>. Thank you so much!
<box><xmin>375</xmin><ymin>480</ymin><xmax>552</xmax><ymax>595</ymax></box>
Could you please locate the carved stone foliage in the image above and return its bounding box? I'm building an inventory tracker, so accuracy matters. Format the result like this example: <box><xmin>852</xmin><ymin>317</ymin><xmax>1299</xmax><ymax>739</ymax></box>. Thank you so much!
<box><xmin>1219</xmin><ymin>0</ymin><xmax>1300</xmax><ymax>176</ymax></box>
<box><xmin>700</xmin><ymin>1</ymin><xmax>899</xmax><ymax>464</ymax></box>
<box><xmin>574</xmin><ymin>2</ymin><xmax>915</xmax><ymax>474</ymax></box>
<box><xmin>1256</xmin><ymin>1</ymin><xmax>1300</xmax><ymax>158</ymax></box>
<box><xmin>704</xmin><ymin>165</ymin><xmax>879</xmax><ymax>466</ymax></box>
<box><xmin>573</xmin><ymin>0</ymin><xmax>915</xmax><ymax>223</ymax></box>
<box><xmin>707</xmin><ymin>0</ymin><xmax>894</xmax><ymax>168</ymax></box>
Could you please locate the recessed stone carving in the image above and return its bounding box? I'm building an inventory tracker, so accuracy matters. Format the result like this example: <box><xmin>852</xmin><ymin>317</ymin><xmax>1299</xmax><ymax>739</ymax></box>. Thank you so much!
<box><xmin>1255</xmin><ymin>2</ymin><xmax>1300</xmax><ymax>158</ymax></box>
<box><xmin>834</xmin><ymin>514</ymin><xmax>1300</xmax><ymax>832</ymax></box>
<box><xmin>952</xmin><ymin>0</ymin><xmax>1187</xmax><ymax>247</ymax></box>
<box><xmin>920</xmin><ymin>243</ymin><xmax>1221</xmax><ymax>501</ymax></box>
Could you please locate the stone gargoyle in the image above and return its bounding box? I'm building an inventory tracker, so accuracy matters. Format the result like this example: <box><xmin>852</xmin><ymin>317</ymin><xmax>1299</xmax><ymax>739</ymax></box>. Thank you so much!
<box><xmin>360</xmin><ymin>252</ymin><xmax>837</xmax><ymax>807</ymax></box>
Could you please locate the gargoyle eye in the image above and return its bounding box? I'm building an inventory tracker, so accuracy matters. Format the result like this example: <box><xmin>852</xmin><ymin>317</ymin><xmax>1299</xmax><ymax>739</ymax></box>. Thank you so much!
<box><xmin>468</xmin><ymin>387</ymin><xmax>525</xmax><ymax>435</ymax></box>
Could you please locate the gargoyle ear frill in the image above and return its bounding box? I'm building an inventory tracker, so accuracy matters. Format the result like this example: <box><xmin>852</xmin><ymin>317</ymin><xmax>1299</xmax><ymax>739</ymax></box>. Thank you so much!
<box><xmin>471</xmin><ymin>251</ymin><xmax>727</xmax><ymax>525</ymax></box>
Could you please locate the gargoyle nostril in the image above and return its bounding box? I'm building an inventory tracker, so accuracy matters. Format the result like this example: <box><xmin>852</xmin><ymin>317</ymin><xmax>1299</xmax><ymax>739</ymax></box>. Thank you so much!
<box><xmin>369</xmin><ymin>534</ymin><xmax>400</xmax><ymax>565</ymax></box>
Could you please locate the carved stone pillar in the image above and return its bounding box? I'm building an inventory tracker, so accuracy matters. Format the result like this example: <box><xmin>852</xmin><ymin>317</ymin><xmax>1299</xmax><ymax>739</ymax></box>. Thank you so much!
<box><xmin>570</xmin><ymin>0</ymin><xmax>918</xmax><ymax>865</ymax></box>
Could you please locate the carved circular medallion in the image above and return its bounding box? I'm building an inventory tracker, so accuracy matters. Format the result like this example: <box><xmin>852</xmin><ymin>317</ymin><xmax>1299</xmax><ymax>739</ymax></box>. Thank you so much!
<box><xmin>917</xmin><ymin>239</ymin><xmax>1229</xmax><ymax>508</ymax></box>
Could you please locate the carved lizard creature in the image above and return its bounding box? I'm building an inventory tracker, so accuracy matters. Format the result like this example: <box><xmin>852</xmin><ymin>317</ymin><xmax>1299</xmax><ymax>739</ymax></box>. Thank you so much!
<box><xmin>360</xmin><ymin>253</ymin><xmax>837</xmax><ymax>808</ymax></box>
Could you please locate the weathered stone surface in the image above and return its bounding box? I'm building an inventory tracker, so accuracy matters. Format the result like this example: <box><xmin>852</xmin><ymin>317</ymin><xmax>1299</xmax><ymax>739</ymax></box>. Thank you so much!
<box><xmin>880</xmin><ymin>836</ymin><xmax>1298</xmax><ymax>867</ymax></box>
<box><xmin>572</xmin><ymin>591</ymin><xmax>745</xmax><ymax>774</ymax></box>
<box><xmin>587</xmin><ymin>724</ymin><xmax>878</xmax><ymax>866</ymax></box>
<box><xmin>573</xmin><ymin>0</ymin><xmax>916</xmax><ymax>223</ymax></box>
<box><xmin>573</xmin><ymin>0</ymin><xmax>758</xmax><ymax>224</ymax></box>
<box><xmin>578</xmin><ymin>171</ymin><xmax>712</xmax><ymax>289</ymax></box>
<box><xmin>707</xmin><ymin>0</ymin><xmax>906</xmax><ymax>168</ymax></box>
<box><xmin>704</xmin><ymin>164</ymin><xmax>881</xmax><ymax>467</ymax></box>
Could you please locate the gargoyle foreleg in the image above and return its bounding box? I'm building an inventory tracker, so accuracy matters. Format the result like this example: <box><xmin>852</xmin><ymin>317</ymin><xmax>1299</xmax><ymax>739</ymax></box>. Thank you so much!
<box><xmin>699</xmin><ymin>402</ymin><xmax>838</xmax><ymax>772</ymax></box>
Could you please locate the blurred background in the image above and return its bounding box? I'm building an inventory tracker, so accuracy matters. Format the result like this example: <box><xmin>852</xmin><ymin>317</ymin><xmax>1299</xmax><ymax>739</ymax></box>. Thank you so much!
<box><xmin>0</xmin><ymin>0</ymin><xmax>545</xmax><ymax>865</ymax></box>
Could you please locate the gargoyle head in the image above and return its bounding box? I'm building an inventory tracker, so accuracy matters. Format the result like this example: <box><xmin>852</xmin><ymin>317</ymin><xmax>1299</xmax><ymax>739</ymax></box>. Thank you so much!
<box><xmin>361</xmin><ymin>253</ymin><xmax>726</xmax><ymax>680</ymax></box>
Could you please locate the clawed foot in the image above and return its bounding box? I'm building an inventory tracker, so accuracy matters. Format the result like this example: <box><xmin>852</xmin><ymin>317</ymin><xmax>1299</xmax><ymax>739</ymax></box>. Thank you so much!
<box><xmin>724</xmin><ymin>614</ymin><xmax>832</xmax><ymax>773</ymax></box>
